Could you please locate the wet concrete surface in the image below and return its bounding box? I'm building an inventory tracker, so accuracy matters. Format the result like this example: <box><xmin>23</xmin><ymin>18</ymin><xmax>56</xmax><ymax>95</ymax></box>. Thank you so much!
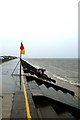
<box><xmin>0</xmin><ymin>97</ymin><xmax>2</xmax><ymax>120</ymax></box>
<box><xmin>2</xmin><ymin>59</ymin><xmax>19</xmax><ymax>94</ymax></box>
<box><xmin>0</xmin><ymin>59</ymin><xmax>26</xmax><ymax>119</ymax></box>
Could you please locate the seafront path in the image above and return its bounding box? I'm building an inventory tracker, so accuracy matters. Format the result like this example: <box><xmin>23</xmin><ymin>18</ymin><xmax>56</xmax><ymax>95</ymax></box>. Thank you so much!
<box><xmin>0</xmin><ymin>58</ymin><xmax>80</xmax><ymax>119</ymax></box>
<box><xmin>0</xmin><ymin>58</ymin><xmax>28</xmax><ymax>119</ymax></box>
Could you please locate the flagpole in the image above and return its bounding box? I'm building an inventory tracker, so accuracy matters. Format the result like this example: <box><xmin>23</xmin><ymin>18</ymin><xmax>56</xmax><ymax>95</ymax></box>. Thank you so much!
<box><xmin>20</xmin><ymin>44</ymin><xmax>22</xmax><ymax>76</ymax></box>
<box><xmin>20</xmin><ymin>42</ymin><xmax>25</xmax><ymax>76</ymax></box>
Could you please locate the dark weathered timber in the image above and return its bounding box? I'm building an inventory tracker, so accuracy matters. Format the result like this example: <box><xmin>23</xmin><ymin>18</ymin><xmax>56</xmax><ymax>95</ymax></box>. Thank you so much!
<box><xmin>20</xmin><ymin>58</ymin><xmax>37</xmax><ymax>73</ymax></box>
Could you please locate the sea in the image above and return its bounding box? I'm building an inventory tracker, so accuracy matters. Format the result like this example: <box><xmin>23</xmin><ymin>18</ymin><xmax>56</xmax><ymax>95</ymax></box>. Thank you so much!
<box><xmin>25</xmin><ymin>58</ymin><xmax>80</xmax><ymax>87</ymax></box>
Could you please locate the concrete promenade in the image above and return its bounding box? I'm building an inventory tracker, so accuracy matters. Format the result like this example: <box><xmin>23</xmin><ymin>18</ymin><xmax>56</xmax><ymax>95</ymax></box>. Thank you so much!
<box><xmin>0</xmin><ymin>59</ymin><xmax>27</xmax><ymax>119</ymax></box>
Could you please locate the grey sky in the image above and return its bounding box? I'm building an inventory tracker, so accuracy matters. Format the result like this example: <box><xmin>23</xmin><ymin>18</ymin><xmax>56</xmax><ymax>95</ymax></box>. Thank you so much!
<box><xmin>0</xmin><ymin>0</ymin><xmax>78</xmax><ymax>58</ymax></box>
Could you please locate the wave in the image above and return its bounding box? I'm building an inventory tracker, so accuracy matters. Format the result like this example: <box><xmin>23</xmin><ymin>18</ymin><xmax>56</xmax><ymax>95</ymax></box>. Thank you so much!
<box><xmin>46</xmin><ymin>71</ymin><xmax>80</xmax><ymax>87</ymax></box>
<box><xmin>53</xmin><ymin>74</ymin><xmax>80</xmax><ymax>87</ymax></box>
<box><xmin>69</xmin><ymin>81</ymin><xmax>80</xmax><ymax>87</ymax></box>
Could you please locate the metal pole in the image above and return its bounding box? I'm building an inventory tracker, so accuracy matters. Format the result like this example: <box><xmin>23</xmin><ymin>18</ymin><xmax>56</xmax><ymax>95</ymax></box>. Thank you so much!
<box><xmin>20</xmin><ymin>44</ymin><xmax>22</xmax><ymax>89</ymax></box>
<box><xmin>20</xmin><ymin>49</ymin><xmax>22</xmax><ymax>76</ymax></box>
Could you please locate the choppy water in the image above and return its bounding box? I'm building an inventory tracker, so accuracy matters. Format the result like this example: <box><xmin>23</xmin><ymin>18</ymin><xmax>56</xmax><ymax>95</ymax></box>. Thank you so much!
<box><xmin>25</xmin><ymin>58</ymin><xmax>80</xmax><ymax>87</ymax></box>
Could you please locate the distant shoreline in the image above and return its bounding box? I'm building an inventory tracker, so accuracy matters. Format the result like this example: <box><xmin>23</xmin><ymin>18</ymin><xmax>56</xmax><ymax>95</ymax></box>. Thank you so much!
<box><xmin>0</xmin><ymin>56</ymin><xmax>17</xmax><ymax>64</ymax></box>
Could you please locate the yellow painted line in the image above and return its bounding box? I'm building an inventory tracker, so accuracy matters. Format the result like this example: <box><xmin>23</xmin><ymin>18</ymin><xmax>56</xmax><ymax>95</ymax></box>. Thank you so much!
<box><xmin>22</xmin><ymin>75</ymin><xmax>32</xmax><ymax>120</ymax></box>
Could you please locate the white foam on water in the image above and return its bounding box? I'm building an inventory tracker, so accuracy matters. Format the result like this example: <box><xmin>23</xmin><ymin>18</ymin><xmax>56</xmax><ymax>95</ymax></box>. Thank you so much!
<box><xmin>46</xmin><ymin>70</ymin><xmax>80</xmax><ymax>87</ymax></box>
<box><xmin>69</xmin><ymin>81</ymin><xmax>80</xmax><ymax>87</ymax></box>
<box><xmin>53</xmin><ymin>74</ymin><xmax>69</xmax><ymax>82</ymax></box>
<box><xmin>53</xmin><ymin>74</ymin><xmax>80</xmax><ymax>87</ymax></box>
